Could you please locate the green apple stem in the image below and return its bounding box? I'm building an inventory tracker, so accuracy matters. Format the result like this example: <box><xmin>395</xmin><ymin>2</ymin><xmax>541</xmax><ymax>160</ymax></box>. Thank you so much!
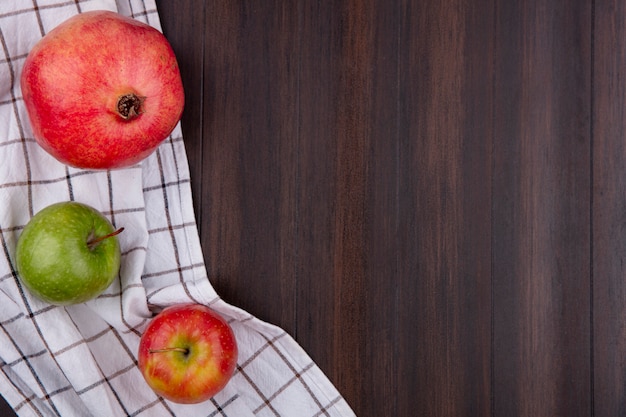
<box><xmin>87</xmin><ymin>227</ymin><xmax>124</xmax><ymax>250</ymax></box>
<box><xmin>149</xmin><ymin>347</ymin><xmax>190</xmax><ymax>354</ymax></box>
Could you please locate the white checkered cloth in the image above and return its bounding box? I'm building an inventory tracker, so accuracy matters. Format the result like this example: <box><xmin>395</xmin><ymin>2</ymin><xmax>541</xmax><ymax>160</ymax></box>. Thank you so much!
<box><xmin>0</xmin><ymin>1</ymin><xmax>355</xmax><ymax>416</ymax></box>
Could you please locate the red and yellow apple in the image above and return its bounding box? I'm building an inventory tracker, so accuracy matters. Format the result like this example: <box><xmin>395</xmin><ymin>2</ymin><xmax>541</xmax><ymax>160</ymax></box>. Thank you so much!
<box><xmin>138</xmin><ymin>304</ymin><xmax>238</xmax><ymax>404</ymax></box>
<box><xmin>20</xmin><ymin>10</ymin><xmax>184</xmax><ymax>170</ymax></box>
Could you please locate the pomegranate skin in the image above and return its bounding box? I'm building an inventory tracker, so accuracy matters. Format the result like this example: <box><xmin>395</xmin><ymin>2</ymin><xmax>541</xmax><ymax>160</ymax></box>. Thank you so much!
<box><xmin>20</xmin><ymin>10</ymin><xmax>185</xmax><ymax>170</ymax></box>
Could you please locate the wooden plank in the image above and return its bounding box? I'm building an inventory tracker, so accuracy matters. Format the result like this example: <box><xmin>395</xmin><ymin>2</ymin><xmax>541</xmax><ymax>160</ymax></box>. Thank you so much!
<box><xmin>197</xmin><ymin>1</ymin><xmax>301</xmax><ymax>333</ymax></box>
<box><xmin>492</xmin><ymin>1</ymin><xmax>592</xmax><ymax>415</ymax></box>
<box><xmin>592</xmin><ymin>1</ymin><xmax>626</xmax><ymax>415</ymax></box>
<box><xmin>295</xmin><ymin>0</ymin><xmax>400</xmax><ymax>414</ymax></box>
<box><xmin>397</xmin><ymin>0</ymin><xmax>494</xmax><ymax>415</ymax></box>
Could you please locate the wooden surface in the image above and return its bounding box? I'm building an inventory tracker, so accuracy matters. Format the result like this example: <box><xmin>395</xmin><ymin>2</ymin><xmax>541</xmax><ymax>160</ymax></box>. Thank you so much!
<box><xmin>3</xmin><ymin>0</ymin><xmax>626</xmax><ymax>416</ymax></box>
<box><xmin>155</xmin><ymin>0</ymin><xmax>594</xmax><ymax>415</ymax></box>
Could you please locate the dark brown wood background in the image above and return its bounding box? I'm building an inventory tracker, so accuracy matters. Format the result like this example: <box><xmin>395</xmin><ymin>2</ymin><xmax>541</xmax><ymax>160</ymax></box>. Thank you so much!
<box><xmin>4</xmin><ymin>0</ymin><xmax>626</xmax><ymax>416</ymax></box>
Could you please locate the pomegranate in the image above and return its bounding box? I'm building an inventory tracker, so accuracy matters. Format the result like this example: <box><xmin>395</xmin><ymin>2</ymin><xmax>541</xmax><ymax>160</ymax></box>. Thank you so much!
<box><xmin>20</xmin><ymin>10</ymin><xmax>185</xmax><ymax>170</ymax></box>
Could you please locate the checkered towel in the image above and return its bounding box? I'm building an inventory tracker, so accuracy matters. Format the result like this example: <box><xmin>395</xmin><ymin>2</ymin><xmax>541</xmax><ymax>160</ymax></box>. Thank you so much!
<box><xmin>0</xmin><ymin>1</ymin><xmax>355</xmax><ymax>416</ymax></box>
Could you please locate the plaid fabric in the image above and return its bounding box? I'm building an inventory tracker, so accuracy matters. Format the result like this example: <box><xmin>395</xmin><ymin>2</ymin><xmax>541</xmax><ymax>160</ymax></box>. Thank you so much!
<box><xmin>0</xmin><ymin>1</ymin><xmax>355</xmax><ymax>416</ymax></box>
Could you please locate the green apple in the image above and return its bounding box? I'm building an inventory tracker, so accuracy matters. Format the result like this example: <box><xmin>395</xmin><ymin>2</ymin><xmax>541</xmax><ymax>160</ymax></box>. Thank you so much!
<box><xmin>15</xmin><ymin>201</ymin><xmax>123</xmax><ymax>305</ymax></box>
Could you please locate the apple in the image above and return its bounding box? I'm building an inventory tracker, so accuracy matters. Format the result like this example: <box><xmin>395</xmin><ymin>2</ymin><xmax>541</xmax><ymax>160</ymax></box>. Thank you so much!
<box><xmin>20</xmin><ymin>10</ymin><xmax>185</xmax><ymax>170</ymax></box>
<box><xmin>138</xmin><ymin>304</ymin><xmax>238</xmax><ymax>404</ymax></box>
<box><xmin>15</xmin><ymin>201</ymin><xmax>123</xmax><ymax>305</ymax></box>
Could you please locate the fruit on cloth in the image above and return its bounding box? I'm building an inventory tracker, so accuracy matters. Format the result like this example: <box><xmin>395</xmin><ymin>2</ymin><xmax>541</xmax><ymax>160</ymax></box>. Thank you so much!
<box><xmin>20</xmin><ymin>10</ymin><xmax>185</xmax><ymax>169</ymax></box>
<box><xmin>15</xmin><ymin>201</ymin><xmax>122</xmax><ymax>305</ymax></box>
<box><xmin>138</xmin><ymin>304</ymin><xmax>238</xmax><ymax>404</ymax></box>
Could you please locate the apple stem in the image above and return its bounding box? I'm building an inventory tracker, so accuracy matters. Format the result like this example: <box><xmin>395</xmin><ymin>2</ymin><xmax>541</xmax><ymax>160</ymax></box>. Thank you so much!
<box><xmin>87</xmin><ymin>227</ymin><xmax>124</xmax><ymax>250</ymax></box>
<box><xmin>149</xmin><ymin>347</ymin><xmax>190</xmax><ymax>354</ymax></box>
<box><xmin>116</xmin><ymin>93</ymin><xmax>146</xmax><ymax>120</ymax></box>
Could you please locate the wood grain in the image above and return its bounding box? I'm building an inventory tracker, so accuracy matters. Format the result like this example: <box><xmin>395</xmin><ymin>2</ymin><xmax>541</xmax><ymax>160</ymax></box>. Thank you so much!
<box><xmin>593</xmin><ymin>0</ymin><xmax>626</xmax><ymax>415</ymax></box>
<box><xmin>158</xmin><ymin>0</ymin><xmax>595</xmax><ymax>416</ymax></box>
<box><xmin>492</xmin><ymin>1</ymin><xmax>592</xmax><ymax>416</ymax></box>
<box><xmin>397</xmin><ymin>0</ymin><xmax>494</xmax><ymax>415</ymax></box>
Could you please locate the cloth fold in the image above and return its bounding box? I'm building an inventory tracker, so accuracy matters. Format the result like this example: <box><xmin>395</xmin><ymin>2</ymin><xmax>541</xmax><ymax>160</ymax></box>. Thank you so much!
<box><xmin>0</xmin><ymin>1</ymin><xmax>355</xmax><ymax>416</ymax></box>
